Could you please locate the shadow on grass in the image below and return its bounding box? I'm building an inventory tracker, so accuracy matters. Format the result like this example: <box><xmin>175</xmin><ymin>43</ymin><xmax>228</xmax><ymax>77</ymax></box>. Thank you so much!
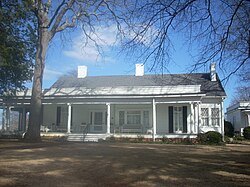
<box><xmin>0</xmin><ymin>141</ymin><xmax>249</xmax><ymax>187</ymax></box>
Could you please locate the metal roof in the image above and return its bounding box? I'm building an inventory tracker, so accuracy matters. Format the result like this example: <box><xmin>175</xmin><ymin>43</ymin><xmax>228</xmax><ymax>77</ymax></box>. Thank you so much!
<box><xmin>50</xmin><ymin>73</ymin><xmax>226</xmax><ymax>97</ymax></box>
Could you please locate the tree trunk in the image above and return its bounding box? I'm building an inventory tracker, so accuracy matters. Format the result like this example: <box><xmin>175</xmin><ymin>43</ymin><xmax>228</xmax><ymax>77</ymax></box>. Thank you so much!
<box><xmin>24</xmin><ymin>27</ymin><xmax>49</xmax><ymax>141</ymax></box>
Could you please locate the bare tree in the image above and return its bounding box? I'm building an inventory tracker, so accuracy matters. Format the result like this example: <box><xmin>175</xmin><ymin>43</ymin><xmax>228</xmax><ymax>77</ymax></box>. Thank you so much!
<box><xmin>231</xmin><ymin>86</ymin><xmax>250</xmax><ymax>105</ymax></box>
<box><xmin>120</xmin><ymin>0</ymin><xmax>250</xmax><ymax>78</ymax></box>
<box><xmin>25</xmin><ymin>0</ymin><xmax>120</xmax><ymax>141</ymax></box>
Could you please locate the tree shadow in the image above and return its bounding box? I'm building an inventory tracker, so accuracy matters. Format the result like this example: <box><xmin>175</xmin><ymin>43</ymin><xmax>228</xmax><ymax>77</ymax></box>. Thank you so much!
<box><xmin>0</xmin><ymin>142</ymin><xmax>249</xmax><ymax>187</ymax></box>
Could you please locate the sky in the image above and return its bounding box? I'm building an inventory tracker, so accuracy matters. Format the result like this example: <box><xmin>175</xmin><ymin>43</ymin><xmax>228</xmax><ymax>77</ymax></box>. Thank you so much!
<box><xmin>24</xmin><ymin>24</ymin><xmax>239</xmax><ymax>111</ymax></box>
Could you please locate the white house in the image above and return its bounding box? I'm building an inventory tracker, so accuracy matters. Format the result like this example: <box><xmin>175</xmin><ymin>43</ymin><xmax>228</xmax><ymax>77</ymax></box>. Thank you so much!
<box><xmin>226</xmin><ymin>101</ymin><xmax>250</xmax><ymax>133</ymax></box>
<box><xmin>0</xmin><ymin>64</ymin><xmax>226</xmax><ymax>141</ymax></box>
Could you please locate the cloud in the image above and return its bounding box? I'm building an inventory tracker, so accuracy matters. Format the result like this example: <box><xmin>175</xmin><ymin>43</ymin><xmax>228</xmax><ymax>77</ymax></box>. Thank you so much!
<box><xmin>63</xmin><ymin>25</ymin><xmax>118</xmax><ymax>63</ymax></box>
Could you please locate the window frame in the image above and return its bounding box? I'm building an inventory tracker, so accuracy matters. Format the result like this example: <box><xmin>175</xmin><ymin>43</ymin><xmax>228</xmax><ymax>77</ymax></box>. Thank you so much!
<box><xmin>201</xmin><ymin>107</ymin><xmax>220</xmax><ymax>127</ymax></box>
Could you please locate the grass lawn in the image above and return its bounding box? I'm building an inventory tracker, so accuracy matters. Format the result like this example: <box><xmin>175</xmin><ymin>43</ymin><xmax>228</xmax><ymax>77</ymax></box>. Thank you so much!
<box><xmin>0</xmin><ymin>140</ymin><xmax>249</xmax><ymax>187</ymax></box>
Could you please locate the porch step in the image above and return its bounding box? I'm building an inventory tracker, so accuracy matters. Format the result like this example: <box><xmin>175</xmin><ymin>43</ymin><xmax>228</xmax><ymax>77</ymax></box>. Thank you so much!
<box><xmin>67</xmin><ymin>133</ymin><xmax>108</xmax><ymax>142</ymax></box>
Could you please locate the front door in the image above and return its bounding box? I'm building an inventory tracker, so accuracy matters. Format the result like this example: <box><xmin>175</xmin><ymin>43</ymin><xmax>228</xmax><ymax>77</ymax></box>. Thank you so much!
<box><xmin>91</xmin><ymin>111</ymin><xmax>105</xmax><ymax>133</ymax></box>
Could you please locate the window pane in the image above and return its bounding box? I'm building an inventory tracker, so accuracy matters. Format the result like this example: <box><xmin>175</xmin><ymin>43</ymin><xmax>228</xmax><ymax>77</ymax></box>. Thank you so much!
<box><xmin>94</xmin><ymin>112</ymin><xmax>103</xmax><ymax>125</ymax></box>
<box><xmin>211</xmin><ymin>108</ymin><xmax>219</xmax><ymax>126</ymax></box>
<box><xmin>173</xmin><ymin>107</ymin><xmax>183</xmax><ymax>132</ymax></box>
<box><xmin>127</xmin><ymin>111</ymin><xmax>141</xmax><ymax>124</ymax></box>
<box><xmin>201</xmin><ymin>108</ymin><xmax>209</xmax><ymax>126</ymax></box>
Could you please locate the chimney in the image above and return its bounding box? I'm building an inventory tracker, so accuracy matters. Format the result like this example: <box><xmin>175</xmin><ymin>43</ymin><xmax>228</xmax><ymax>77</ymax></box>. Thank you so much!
<box><xmin>210</xmin><ymin>63</ymin><xmax>216</xmax><ymax>81</ymax></box>
<box><xmin>135</xmin><ymin>64</ymin><xmax>144</xmax><ymax>76</ymax></box>
<box><xmin>77</xmin><ymin>66</ymin><xmax>87</xmax><ymax>78</ymax></box>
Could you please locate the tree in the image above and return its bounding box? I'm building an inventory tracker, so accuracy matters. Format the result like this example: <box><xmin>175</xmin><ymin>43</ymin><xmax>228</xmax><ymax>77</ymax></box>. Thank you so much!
<box><xmin>24</xmin><ymin>0</ymin><xmax>120</xmax><ymax>141</ymax></box>
<box><xmin>230</xmin><ymin>86</ymin><xmax>250</xmax><ymax>105</ymax></box>
<box><xmin>0</xmin><ymin>0</ymin><xmax>36</xmax><ymax>95</ymax></box>
<box><xmin>120</xmin><ymin>0</ymin><xmax>250</xmax><ymax>78</ymax></box>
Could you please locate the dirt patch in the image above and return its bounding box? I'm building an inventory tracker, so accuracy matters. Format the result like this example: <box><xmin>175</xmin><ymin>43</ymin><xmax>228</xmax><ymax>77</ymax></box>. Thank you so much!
<box><xmin>0</xmin><ymin>141</ymin><xmax>249</xmax><ymax>187</ymax></box>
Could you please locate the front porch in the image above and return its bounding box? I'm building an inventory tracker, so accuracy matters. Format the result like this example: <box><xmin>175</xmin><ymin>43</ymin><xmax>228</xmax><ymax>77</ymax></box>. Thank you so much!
<box><xmin>39</xmin><ymin>101</ymin><xmax>203</xmax><ymax>141</ymax></box>
<box><xmin>1</xmin><ymin>97</ymin><xmax>224</xmax><ymax>142</ymax></box>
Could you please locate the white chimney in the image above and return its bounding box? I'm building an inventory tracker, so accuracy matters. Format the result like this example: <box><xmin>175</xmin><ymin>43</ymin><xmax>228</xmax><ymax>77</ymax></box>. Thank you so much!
<box><xmin>135</xmin><ymin>64</ymin><xmax>144</xmax><ymax>76</ymax></box>
<box><xmin>210</xmin><ymin>63</ymin><xmax>216</xmax><ymax>81</ymax></box>
<box><xmin>77</xmin><ymin>66</ymin><xmax>87</xmax><ymax>78</ymax></box>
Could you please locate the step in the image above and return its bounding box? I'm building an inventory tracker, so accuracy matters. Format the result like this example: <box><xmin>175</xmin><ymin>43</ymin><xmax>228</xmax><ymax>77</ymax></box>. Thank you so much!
<box><xmin>67</xmin><ymin>133</ymin><xmax>108</xmax><ymax>142</ymax></box>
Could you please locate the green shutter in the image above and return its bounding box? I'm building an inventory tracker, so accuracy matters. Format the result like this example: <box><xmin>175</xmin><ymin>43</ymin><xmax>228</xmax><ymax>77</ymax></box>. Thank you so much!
<box><xmin>56</xmin><ymin>106</ymin><xmax>61</xmax><ymax>126</ymax></box>
<box><xmin>183</xmin><ymin>106</ymin><xmax>187</xmax><ymax>133</ymax></box>
<box><xmin>169</xmin><ymin>106</ymin><xmax>173</xmax><ymax>133</ymax></box>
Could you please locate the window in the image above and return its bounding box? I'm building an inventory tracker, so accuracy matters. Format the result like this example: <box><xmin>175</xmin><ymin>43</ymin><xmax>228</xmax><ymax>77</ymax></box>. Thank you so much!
<box><xmin>211</xmin><ymin>108</ymin><xmax>219</xmax><ymax>126</ymax></box>
<box><xmin>127</xmin><ymin>111</ymin><xmax>141</xmax><ymax>124</ymax></box>
<box><xmin>118</xmin><ymin>110</ymin><xmax>149</xmax><ymax>125</ymax></box>
<box><xmin>201</xmin><ymin>107</ymin><xmax>220</xmax><ymax>126</ymax></box>
<box><xmin>173</xmin><ymin>107</ymin><xmax>183</xmax><ymax>132</ymax></box>
<box><xmin>119</xmin><ymin>111</ymin><xmax>125</xmax><ymax>126</ymax></box>
<box><xmin>143</xmin><ymin>111</ymin><xmax>149</xmax><ymax>128</ymax></box>
<box><xmin>201</xmin><ymin>108</ymin><xmax>209</xmax><ymax>126</ymax></box>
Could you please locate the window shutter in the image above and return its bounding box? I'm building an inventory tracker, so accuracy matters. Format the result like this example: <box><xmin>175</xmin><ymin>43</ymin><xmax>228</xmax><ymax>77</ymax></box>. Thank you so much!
<box><xmin>183</xmin><ymin>106</ymin><xmax>187</xmax><ymax>133</ymax></box>
<box><xmin>56</xmin><ymin>106</ymin><xmax>61</xmax><ymax>126</ymax></box>
<box><xmin>169</xmin><ymin>106</ymin><xmax>173</xmax><ymax>133</ymax></box>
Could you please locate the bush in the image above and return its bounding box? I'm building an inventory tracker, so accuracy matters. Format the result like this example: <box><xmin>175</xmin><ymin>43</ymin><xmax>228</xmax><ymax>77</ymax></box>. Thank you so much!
<box><xmin>233</xmin><ymin>135</ymin><xmax>245</xmax><ymax>141</ymax></box>
<box><xmin>162</xmin><ymin>136</ymin><xmax>170</xmax><ymax>143</ymax></box>
<box><xmin>224</xmin><ymin>120</ymin><xmax>234</xmax><ymax>137</ymax></box>
<box><xmin>243</xmin><ymin>127</ymin><xmax>250</xmax><ymax>139</ymax></box>
<box><xmin>197</xmin><ymin>131</ymin><xmax>223</xmax><ymax>144</ymax></box>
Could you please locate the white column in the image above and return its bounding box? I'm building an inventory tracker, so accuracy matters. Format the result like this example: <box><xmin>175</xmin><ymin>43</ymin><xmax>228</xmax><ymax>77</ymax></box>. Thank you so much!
<box><xmin>2</xmin><ymin>108</ymin><xmax>5</xmax><ymax>130</ymax></box>
<box><xmin>22</xmin><ymin>108</ymin><xmax>26</xmax><ymax>131</ymax></box>
<box><xmin>152</xmin><ymin>99</ymin><xmax>157</xmax><ymax>141</ymax></box>
<box><xmin>221</xmin><ymin>100</ymin><xmax>225</xmax><ymax>141</ymax></box>
<box><xmin>106</xmin><ymin>103</ymin><xmax>111</xmax><ymax>134</ymax></box>
<box><xmin>190</xmin><ymin>103</ymin><xmax>194</xmax><ymax>133</ymax></box>
<box><xmin>6</xmin><ymin>106</ymin><xmax>11</xmax><ymax>131</ymax></box>
<box><xmin>67</xmin><ymin>103</ymin><xmax>72</xmax><ymax>133</ymax></box>
<box><xmin>247</xmin><ymin>113</ymin><xmax>250</xmax><ymax>126</ymax></box>
<box><xmin>195</xmin><ymin>102</ymin><xmax>200</xmax><ymax>134</ymax></box>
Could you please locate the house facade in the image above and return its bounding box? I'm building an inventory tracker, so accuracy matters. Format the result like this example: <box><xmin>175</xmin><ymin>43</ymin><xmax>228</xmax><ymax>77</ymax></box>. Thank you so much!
<box><xmin>0</xmin><ymin>64</ymin><xmax>226</xmax><ymax>141</ymax></box>
<box><xmin>226</xmin><ymin>101</ymin><xmax>250</xmax><ymax>134</ymax></box>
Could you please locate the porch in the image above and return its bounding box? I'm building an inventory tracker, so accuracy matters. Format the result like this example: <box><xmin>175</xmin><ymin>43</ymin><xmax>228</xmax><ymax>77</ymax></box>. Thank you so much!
<box><xmin>1</xmin><ymin>97</ymin><xmax>224</xmax><ymax>141</ymax></box>
<box><xmin>40</xmin><ymin>100</ymin><xmax>203</xmax><ymax>141</ymax></box>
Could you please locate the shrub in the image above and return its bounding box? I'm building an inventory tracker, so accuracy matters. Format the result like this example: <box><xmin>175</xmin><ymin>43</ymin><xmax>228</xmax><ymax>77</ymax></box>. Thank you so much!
<box><xmin>243</xmin><ymin>127</ymin><xmax>250</xmax><ymax>139</ymax></box>
<box><xmin>162</xmin><ymin>136</ymin><xmax>170</xmax><ymax>143</ymax></box>
<box><xmin>224</xmin><ymin>120</ymin><xmax>234</xmax><ymax>137</ymax></box>
<box><xmin>233</xmin><ymin>135</ymin><xmax>245</xmax><ymax>141</ymax></box>
<box><xmin>197</xmin><ymin>131</ymin><xmax>223</xmax><ymax>144</ymax></box>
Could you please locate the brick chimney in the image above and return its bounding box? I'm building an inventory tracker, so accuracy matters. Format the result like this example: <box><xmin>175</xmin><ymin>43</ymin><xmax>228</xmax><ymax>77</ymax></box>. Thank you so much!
<box><xmin>210</xmin><ymin>63</ymin><xmax>216</xmax><ymax>81</ymax></box>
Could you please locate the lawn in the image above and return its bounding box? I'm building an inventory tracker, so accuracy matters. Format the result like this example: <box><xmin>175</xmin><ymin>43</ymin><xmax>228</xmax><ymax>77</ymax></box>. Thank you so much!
<box><xmin>0</xmin><ymin>140</ymin><xmax>249</xmax><ymax>187</ymax></box>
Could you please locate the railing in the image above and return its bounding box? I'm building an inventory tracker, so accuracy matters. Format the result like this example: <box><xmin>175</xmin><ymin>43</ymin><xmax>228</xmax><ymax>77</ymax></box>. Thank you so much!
<box><xmin>82</xmin><ymin>123</ymin><xmax>90</xmax><ymax>142</ymax></box>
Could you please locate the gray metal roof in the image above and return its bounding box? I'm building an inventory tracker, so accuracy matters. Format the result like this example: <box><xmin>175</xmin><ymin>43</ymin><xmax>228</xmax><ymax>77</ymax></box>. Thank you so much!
<box><xmin>50</xmin><ymin>73</ymin><xmax>226</xmax><ymax>96</ymax></box>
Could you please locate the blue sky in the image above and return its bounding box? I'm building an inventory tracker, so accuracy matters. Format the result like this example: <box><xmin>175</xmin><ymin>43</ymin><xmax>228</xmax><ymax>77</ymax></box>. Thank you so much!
<box><xmin>26</xmin><ymin>25</ymin><xmax>238</xmax><ymax>110</ymax></box>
